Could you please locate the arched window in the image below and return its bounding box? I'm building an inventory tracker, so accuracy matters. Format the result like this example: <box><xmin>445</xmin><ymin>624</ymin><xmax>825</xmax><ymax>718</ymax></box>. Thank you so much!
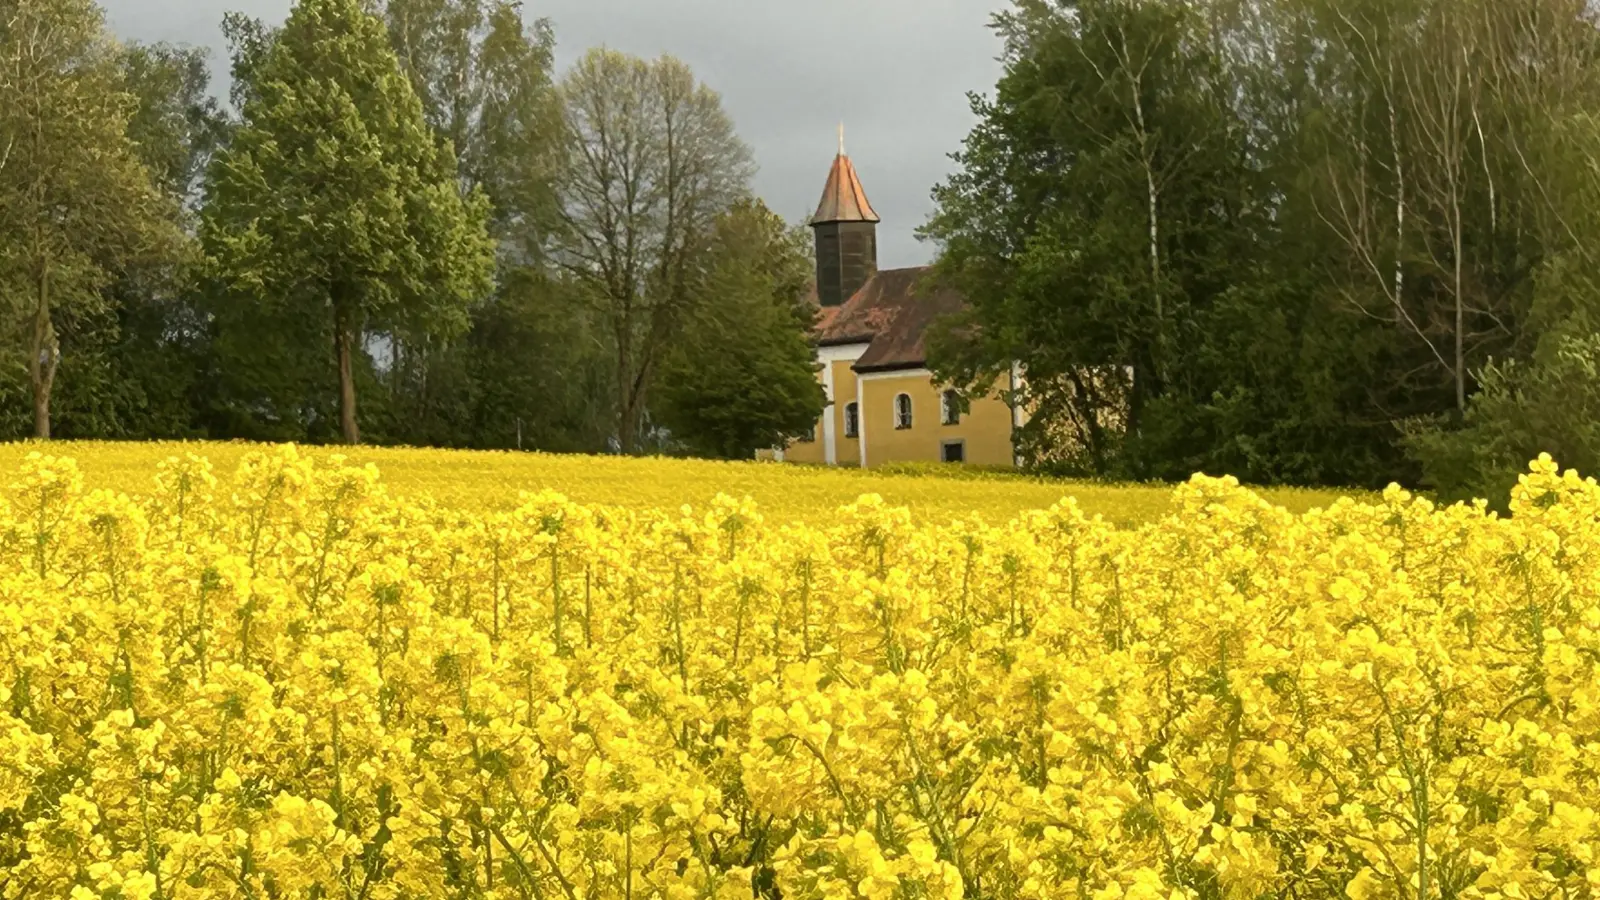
<box><xmin>894</xmin><ymin>393</ymin><xmax>913</xmax><ymax>430</ymax></box>
<box><xmin>796</xmin><ymin>421</ymin><xmax>816</xmax><ymax>443</ymax></box>
<box><xmin>940</xmin><ymin>389</ymin><xmax>961</xmax><ymax>425</ymax></box>
<box><xmin>844</xmin><ymin>402</ymin><xmax>860</xmax><ymax>438</ymax></box>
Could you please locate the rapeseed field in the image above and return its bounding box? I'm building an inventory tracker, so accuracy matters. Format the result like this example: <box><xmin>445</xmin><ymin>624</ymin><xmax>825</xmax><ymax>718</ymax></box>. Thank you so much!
<box><xmin>0</xmin><ymin>441</ymin><xmax>1351</xmax><ymax>527</ymax></box>
<box><xmin>4</xmin><ymin>444</ymin><xmax>1595</xmax><ymax>899</ymax></box>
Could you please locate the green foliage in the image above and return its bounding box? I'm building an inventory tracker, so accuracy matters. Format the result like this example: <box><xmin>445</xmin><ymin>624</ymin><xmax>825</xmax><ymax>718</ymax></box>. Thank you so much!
<box><xmin>654</xmin><ymin>200</ymin><xmax>827</xmax><ymax>460</ymax></box>
<box><xmin>384</xmin><ymin>0</ymin><xmax>564</xmax><ymax>258</ymax></box>
<box><xmin>375</xmin><ymin>0</ymin><xmax>584</xmax><ymax>451</ymax></box>
<box><xmin>200</xmin><ymin>0</ymin><xmax>495</xmax><ymax>444</ymax></box>
<box><xmin>1403</xmin><ymin>90</ymin><xmax>1600</xmax><ymax>502</ymax></box>
<box><xmin>220</xmin><ymin>10</ymin><xmax>278</xmax><ymax>110</ymax></box>
<box><xmin>0</xmin><ymin>0</ymin><xmax>182</xmax><ymax>439</ymax></box>
<box><xmin>925</xmin><ymin>0</ymin><xmax>1599</xmax><ymax>490</ymax></box>
<box><xmin>457</xmin><ymin>271</ymin><xmax>614</xmax><ymax>452</ymax></box>
<box><xmin>1404</xmin><ymin>255</ymin><xmax>1600</xmax><ymax>506</ymax></box>
<box><xmin>0</xmin><ymin>41</ymin><xmax>219</xmax><ymax>443</ymax></box>
<box><xmin>120</xmin><ymin>43</ymin><xmax>229</xmax><ymax>201</ymax></box>
<box><xmin>1404</xmin><ymin>332</ymin><xmax>1600</xmax><ymax>509</ymax></box>
<box><xmin>924</xmin><ymin>0</ymin><xmax>1301</xmax><ymax>480</ymax></box>
<box><xmin>66</xmin><ymin>43</ymin><xmax>229</xmax><ymax>442</ymax></box>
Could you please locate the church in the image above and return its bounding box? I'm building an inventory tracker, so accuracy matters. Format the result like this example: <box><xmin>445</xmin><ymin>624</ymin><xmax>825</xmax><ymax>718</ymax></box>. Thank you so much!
<box><xmin>776</xmin><ymin>137</ymin><xmax>1023</xmax><ymax>468</ymax></box>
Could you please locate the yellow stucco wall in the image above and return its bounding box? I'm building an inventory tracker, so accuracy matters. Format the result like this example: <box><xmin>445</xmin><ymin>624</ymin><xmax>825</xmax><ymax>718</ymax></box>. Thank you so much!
<box><xmin>780</xmin><ymin>358</ymin><xmax>1016</xmax><ymax>469</ymax></box>
<box><xmin>829</xmin><ymin>359</ymin><xmax>862</xmax><ymax>466</ymax></box>
<box><xmin>781</xmin><ymin>357</ymin><xmax>860</xmax><ymax>465</ymax></box>
<box><xmin>857</xmin><ymin>369</ymin><xmax>1015</xmax><ymax>468</ymax></box>
<box><xmin>783</xmin><ymin>423</ymin><xmax>826</xmax><ymax>464</ymax></box>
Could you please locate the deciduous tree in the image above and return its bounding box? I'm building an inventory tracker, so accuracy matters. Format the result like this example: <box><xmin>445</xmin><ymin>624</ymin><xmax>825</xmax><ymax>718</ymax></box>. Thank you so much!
<box><xmin>69</xmin><ymin>43</ymin><xmax>227</xmax><ymax>440</ymax></box>
<box><xmin>553</xmin><ymin>48</ymin><xmax>753</xmax><ymax>453</ymax></box>
<box><xmin>376</xmin><ymin>0</ymin><xmax>584</xmax><ymax>450</ymax></box>
<box><xmin>0</xmin><ymin>0</ymin><xmax>179</xmax><ymax>439</ymax></box>
<box><xmin>384</xmin><ymin>0</ymin><xmax>564</xmax><ymax>254</ymax></box>
<box><xmin>201</xmin><ymin>0</ymin><xmax>495</xmax><ymax>445</ymax></box>
<box><xmin>923</xmin><ymin>0</ymin><xmax>1256</xmax><ymax>476</ymax></box>
<box><xmin>655</xmin><ymin>199</ymin><xmax>826</xmax><ymax>459</ymax></box>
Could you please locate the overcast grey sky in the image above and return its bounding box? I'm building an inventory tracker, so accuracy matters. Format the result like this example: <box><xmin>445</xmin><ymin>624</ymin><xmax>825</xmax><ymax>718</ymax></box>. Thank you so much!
<box><xmin>100</xmin><ymin>0</ymin><xmax>1008</xmax><ymax>269</ymax></box>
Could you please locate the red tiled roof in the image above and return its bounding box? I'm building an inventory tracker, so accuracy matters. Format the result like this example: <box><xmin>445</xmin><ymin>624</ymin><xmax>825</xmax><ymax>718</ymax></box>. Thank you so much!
<box><xmin>814</xmin><ymin>266</ymin><xmax>966</xmax><ymax>372</ymax></box>
<box><xmin>811</xmin><ymin>153</ymin><xmax>880</xmax><ymax>225</ymax></box>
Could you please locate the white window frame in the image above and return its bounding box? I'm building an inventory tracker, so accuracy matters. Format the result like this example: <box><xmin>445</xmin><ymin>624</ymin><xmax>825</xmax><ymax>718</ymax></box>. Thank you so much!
<box><xmin>856</xmin><ymin>368</ymin><xmax>935</xmax><ymax>468</ymax></box>
<box><xmin>940</xmin><ymin>389</ymin><xmax>962</xmax><ymax>426</ymax></box>
<box><xmin>843</xmin><ymin>401</ymin><xmax>860</xmax><ymax>439</ymax></box>
<box><xmin>893</xmin><ymin>393</ymin><xmax>913</xmax><ymax>430</ymax></box>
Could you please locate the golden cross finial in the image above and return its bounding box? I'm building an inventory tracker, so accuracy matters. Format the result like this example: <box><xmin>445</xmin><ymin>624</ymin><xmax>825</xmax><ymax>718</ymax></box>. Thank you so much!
<box><xmin>838</xmin><ymin>122</ymin><xmax>845</xmax><ymax>156</ymax></box>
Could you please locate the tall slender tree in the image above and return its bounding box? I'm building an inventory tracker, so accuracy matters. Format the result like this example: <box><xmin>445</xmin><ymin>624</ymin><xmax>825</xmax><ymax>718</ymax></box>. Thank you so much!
<box><xmin>201</xmin><ymin>0</ymin><xmax>495</xmax><ymax>444</ymax></box>
<box><xmin>0</xmin><ymin>0</ymin><xmax>179</xmax><ymax>439</ymax></box>
<box><xmin>923</xmin><ymin>0</ymin><xmax>1254</xmax><ymax>476</ymax></box>
<box><xmin>70</xmin><ymin>43</ymin><xmax>228</xmax><ymax>440</ymax></box>
<box><xmin>374</xmin><ymin>0</ymin><xmax>585</xmax><ymax>449</ymax></box>
<box><xmin>383</xmin><ymin>0</ymin><xmax>565</xmax><ymax>246</ymax></box>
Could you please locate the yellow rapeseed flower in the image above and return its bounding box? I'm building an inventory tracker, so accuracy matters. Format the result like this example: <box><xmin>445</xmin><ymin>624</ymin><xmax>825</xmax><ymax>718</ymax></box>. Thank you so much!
<box><xmin>0</xmin><ymin>445</ymin><xmax>1594</xmax><ymax>900</ymax></box>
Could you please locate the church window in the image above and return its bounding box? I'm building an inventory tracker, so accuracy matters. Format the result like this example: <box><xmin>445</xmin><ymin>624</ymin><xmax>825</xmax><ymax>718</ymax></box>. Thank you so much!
<box><xmin>844</xmin><ymin>402</ymin><xmax>860</xmax><ymax>438</ymax></box>
<box><xmin>941</xmin><ymin>390</ymin><xmax>962</xmax><ymax>425</ymax></box>
<box><xmin>941</xmin><ymin>440</ymin><xmax>966</xmax><ymax>463</ymax></box>
<box><xmin>797</xmin><ymin>422</ymin><xmax>816</xmax><ymax>443</ymax></box>
<box><xmin>894</xmin><ymin>393</ymin><xmax>913</xmax><ymax>430</ymax></box>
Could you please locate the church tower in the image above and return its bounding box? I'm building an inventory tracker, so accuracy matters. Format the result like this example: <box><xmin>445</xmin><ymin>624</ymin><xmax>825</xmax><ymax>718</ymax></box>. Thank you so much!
<box><xmin>811</xmin><ymin>126</ymin><xmax>880</xmax><ymax>308</ymax></box>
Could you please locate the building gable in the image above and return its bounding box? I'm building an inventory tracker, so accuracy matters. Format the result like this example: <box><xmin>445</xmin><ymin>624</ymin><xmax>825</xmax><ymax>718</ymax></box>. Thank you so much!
<box><xmin>813</xmin><ymin>266</ymin><xmax>966</xmax><ymax>373</ymax></box>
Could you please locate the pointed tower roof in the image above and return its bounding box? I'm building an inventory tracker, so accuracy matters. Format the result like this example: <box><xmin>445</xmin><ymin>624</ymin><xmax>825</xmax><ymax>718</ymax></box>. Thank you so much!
<box><xmin>811</xmin><ymin>124</ymin><xmax>880</xmax><ymax>225</ymax></box>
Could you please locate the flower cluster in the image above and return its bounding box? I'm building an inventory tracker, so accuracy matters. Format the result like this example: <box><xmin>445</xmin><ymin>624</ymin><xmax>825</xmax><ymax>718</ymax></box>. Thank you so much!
<box><xmin>2</xmin><ymin>446</ymin><xmax>1598</xmax><ymax>900</ymax></box>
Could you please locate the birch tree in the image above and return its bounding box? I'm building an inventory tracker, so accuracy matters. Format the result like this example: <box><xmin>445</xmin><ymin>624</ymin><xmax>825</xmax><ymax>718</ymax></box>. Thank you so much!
<box><xmin>377</xmin><ymin>0</ymin><xmax>569</xmax><ymax>439</ymax></box>
<box><xmin>382</xmin><ymin>0</ymin><xmax>565</xmax><ymax>259</ymax></box>
<box><xmin>923</xmin><ymin>0</ymin><xmax>1245</xmax><ymax>474</ymax></box>
<box><xmin>1305</xmin><ymin>0</ymin><xmax>1552</xmax><ymax>414</ymax></box>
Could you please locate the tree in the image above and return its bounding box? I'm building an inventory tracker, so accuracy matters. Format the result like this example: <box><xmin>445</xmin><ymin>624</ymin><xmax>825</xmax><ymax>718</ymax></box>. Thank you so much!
<box><xmin>383</xmin><ymin>0</ymin><xmax>565</xmax><ymax>255</ymax></box>
<box><xmin>121</xmin><ymin>43</ymin><xmax>228</xmax><ymax>204</ymax></box>
<box><xmin>553</xmin><ymin>48</ymin><xmax>754</xmax><ymax>453</ymax></box>
<box><xmin>655</xmin><ymin>199</ymin><xmax>826</xmax><ymax>459</ymax></box>
<box><xmin>459</xmin><ymin>269</ymin><xmax>614</xmax><ymax>452</ymax></box>
<box><xmin>66</xmin><ymin>42</ymin><xmax>230</xmax><ymax>441</ymax></box>
<box><xmin>219</xmin><ymin>10</ymin><xmax>278</xmax><ymax>111</ymax></box>
<box><xmin>922</xmin><ymin>0</ymin><xmax>1262</xmax><ymax>477</ymax></box>
<box><xmin>374</xmin><ymin>0</ymin><xmax>587</xmax><ymax>451</ymax></box>
<box><xmin>1405</xmin><ymin>325</ymin><xmax>1600</xmax><ymax>508</ymax></box>
<box><xmin>924</xmin><ymin>0</ymin><xmax>1600</xmax><ymax>487</ymax></box>
<box><xmin>1404</xmin><ymin>92</ymin><xmax>1600</xmax><ymax>503</ymax></box>
<box><xmin>201</xmin><ymin>0</ymin><xmax>495</xmax><ymax>444</ymax></box>
<box><xmin>0</xmin><ymin>0</ymin><xmax>180</xmax><ymax>439</ymax></box>
<box><xmin>1296</xmin><ymin>0</ymin><xmax>1528</xmax><ymax>418</ymax></box>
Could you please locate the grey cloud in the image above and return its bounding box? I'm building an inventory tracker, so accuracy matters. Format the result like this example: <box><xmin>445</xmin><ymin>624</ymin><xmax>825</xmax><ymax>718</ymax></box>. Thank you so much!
<box><xmin>102</xmin><ymin>0</ymin><xmax>1008</xmax><ymax>267</ymax></box>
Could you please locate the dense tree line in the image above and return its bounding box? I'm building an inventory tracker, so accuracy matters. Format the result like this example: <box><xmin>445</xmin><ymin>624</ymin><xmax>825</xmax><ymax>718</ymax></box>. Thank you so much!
<box><xmin>0</xmin><ymin>0</ymin><xmax>823</xmax><ymax>458</ymax></box>
<box><xmin>924</xmin><ymin>0</ymin><xmax>1600</xmax><ymax>501</ymax></box>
